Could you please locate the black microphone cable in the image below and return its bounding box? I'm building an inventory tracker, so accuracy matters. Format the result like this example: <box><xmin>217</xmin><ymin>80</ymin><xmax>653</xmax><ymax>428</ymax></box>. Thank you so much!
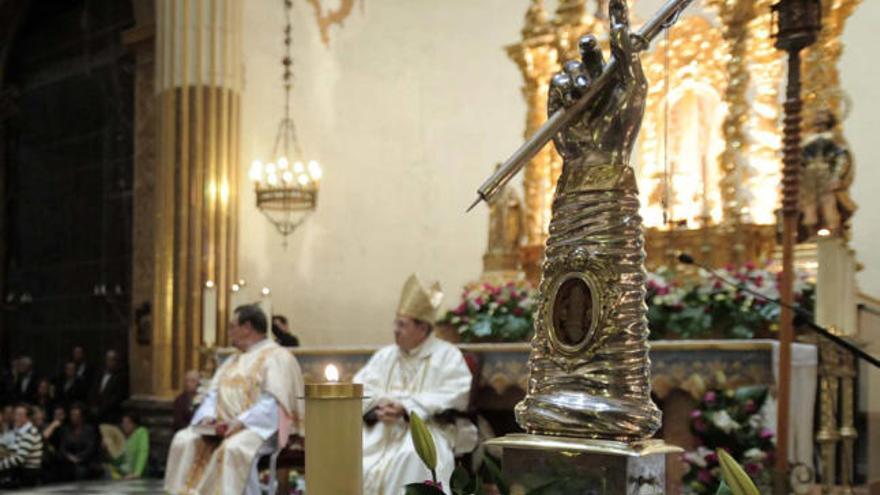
<box><xmin>677</xmin><ymin>253</ymin><xmax>880</xmax><ymax>369</ymax></box>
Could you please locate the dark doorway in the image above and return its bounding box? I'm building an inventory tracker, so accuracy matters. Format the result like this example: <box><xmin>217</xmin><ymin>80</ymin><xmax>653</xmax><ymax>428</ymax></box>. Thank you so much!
<box><xmin>1</xmin><ymin>0</ymin><xmax>135</xmax><ymax>380</ymax></box>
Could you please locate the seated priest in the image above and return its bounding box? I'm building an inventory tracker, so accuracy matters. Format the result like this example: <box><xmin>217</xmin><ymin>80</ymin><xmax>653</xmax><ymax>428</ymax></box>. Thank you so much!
<box><xmin>164</xmin><ymin>304</ymin><xmax>304</xmax><ymax>495</ymax></box>
<box><xmin>355</xmin><ymin>274</ymin><xmax>477</xmax><ymax>495</ymax></box>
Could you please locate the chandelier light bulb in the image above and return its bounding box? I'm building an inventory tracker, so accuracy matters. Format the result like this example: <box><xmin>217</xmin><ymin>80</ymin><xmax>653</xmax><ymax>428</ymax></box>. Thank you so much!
<box><xmin>278</xmin><ymin>157</ymin><xmax>289</xmax><ymax>169</ymax></box>
<box><xmin>282</xmin><ymin>170</ymin><xmax>294</xmax><ymax>183</ymax></box>
<box><xmin>297</xmin><ymin>174</ymin><xmax>309</xmax><ymax>186</ymax></box>
<box><xmin>308</xmin><ymin>160</ymin><xmax>322</xmax><ymax>180</ymax></box>
<box><xmin>267</xmin><ymin>173</ymin><xmax>279</xmax><ymax>186</ymax></box>
<box><xmin>249</xmin><ymin>160</ymin><xmax>263</xmax><ymax>181</ymax></box>
<box><xmin>293</xmin><ymin>161</ymin><xmax>304</xmax><ymax>173</ymax></box>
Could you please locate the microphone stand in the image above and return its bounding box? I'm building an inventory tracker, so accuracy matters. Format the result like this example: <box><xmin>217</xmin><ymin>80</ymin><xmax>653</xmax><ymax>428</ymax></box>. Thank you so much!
<box><xmin>677</xmin><ymin>253</ymin><xmax>880</xmax><ymax>369</ymax></box>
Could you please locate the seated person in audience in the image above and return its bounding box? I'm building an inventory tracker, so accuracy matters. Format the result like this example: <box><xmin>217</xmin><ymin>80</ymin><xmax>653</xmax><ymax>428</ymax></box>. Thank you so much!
<box><xmin>72</xmin><ymin>346</ymin><xmax>95</xmax><ymax>387</ymax></box>
<box><xmin>58</xmin><ymin>402</ymin><xmax>99</xmax><ymax>481</ymax></box>
<box><xmin>57</xmin><ymin>362</ymin><xmax>88</xmax><ymax>406</ymax></box>
<box><xmin>0</xmin><ymin>404</ymin><xmax>15</xmax><ymax>450</ymax></box>
<box><xmin>13</xmin><ymin>357</ymin><xmax>38</xmax><ymax>403</ymax></box>
<box><xmin>42</xmin><ymin>406</ymin><xmax>66</xmax><ymax>451</ymax></box>
<box><xmin>172</xmin><ymin>370</ymin><xmax>201</xmax><ymax>431</ymax></box>
<box><xmin>89</xmin><ymin>350</ymin><xmax>129</xmax><ymax>424</ymax></box>
<box><xmin>355</xmin><ymin>274</ymin><xmax>476</xmax><ymax>495</ymax></box>
<box><xmin>0</xmin><ymin>403</ymin><xmax>44</xmax><ymax>488</ymax></box>
<box><xmin>31</xmin><ymin>407</ymin><xmax>46</xmax><ymax>431</ymax></box>
<box><xmin>165</xmin><ymin>304</ymin><xmax>305</xmax><ymax>495</ymax></box>
<box><xmin>271</xmin><ymin>314</ymin><xmax>300</xmax><ymax>347</ymax></box>
<box><xmin>40</xmin><ymin>406</ymin><xmax>67</xmax><ymax>482</ymax></box>
<box><xmin>106</xmin><ymin>412</ymin><xmax>149</xmax><ymax>480</ymax></box>
<box><xmin>33</xmin><ymin>378</ymin><xmax>55</xmax><ymax>412</ymax></box>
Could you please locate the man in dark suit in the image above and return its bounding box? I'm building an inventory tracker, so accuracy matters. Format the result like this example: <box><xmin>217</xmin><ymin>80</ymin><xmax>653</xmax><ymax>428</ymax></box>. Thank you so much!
<box><xmin>56</xmin><ymin>362</ymin><xmax>88</xmax><ymax>406</ymax></box>
<box><xmin>71</xmin><ymin>346</ymin><xmax>95</xmax><ymax>389</ymax></box>
<box><xmin>89</xmin><ymin>350</ymin><xmax>128</xmax><ymax>424</ymax></box>
<box><xmin>13</xmin><ymin>357</ymin><xmax>38</xmax><ymax>403</ymax></box>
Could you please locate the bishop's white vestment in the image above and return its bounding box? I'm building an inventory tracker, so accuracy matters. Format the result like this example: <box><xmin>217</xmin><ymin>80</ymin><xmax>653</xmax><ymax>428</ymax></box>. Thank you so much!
<box><xmin>164</xmin><ymin>338</ymin><xmax>304</xmax><ymax>495</ymax></box>
<box><xmin>355</xmin><ymin>334</ymin><xmax>476</xmax><ymax>495</ymax></box>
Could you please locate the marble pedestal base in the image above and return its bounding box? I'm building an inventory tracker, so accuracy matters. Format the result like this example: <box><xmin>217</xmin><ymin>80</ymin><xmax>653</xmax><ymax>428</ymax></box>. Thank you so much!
<box><xmin>486</xmin><ymin>434</ymin><xmax>682</xmax><ymax>494</ymax></box>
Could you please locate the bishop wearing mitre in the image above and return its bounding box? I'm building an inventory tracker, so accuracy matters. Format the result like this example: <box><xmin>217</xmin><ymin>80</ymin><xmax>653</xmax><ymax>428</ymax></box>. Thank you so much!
<box><xmin>355</xmin><ymin>275</ymin><xmax>477</xmax><ymax>494</ymax></box>
<box><xmin>164</xmin><ymin>304</ymin><xmax>305</xmax><ymax>495</ymax></box>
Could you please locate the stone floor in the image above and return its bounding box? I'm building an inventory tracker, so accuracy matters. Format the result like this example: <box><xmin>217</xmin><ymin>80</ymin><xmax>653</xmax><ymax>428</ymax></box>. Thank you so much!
<box><xmin>8</xmin><ymin>479</ymin><xmax>165</xmax><ymax>494</ymax></box>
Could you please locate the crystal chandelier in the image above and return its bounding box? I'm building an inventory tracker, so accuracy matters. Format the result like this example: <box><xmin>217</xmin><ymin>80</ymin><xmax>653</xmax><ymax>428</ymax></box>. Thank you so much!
<box><xmin>249</xmin><ymin>0</ymin><xmax>322</xmax><ymax>244</ymax></box>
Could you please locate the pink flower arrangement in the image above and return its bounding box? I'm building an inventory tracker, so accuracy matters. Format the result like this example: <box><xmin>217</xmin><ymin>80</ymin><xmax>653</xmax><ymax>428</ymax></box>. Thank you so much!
<box><xmin>438</xmin><ymin>280</ymin><xmax>535</xmax><ymax>342</ymax></box>
<box><xmin>683</xmin><ymin>383</ymin><xmax>775</xmax><ymax>494</ymax></box>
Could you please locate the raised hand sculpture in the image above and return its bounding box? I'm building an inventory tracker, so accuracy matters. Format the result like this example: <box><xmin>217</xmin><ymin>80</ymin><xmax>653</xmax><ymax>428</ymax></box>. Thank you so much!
<box><xmin>515</xmin><ymin>0</ymin><xmax>662</xmax><ymax>441</ymax></box>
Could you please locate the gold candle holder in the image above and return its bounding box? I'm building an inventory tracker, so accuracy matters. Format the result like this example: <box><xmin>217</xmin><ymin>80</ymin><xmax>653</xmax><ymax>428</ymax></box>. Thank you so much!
<box><xmin>305</xmin><ymin>365</ymin><xmax>364</xmax><ymax>495</ymax></box>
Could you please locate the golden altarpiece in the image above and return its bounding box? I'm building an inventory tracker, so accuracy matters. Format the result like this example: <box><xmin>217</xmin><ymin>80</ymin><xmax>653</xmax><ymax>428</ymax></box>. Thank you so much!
<box><xmin>498</xmin><ymin>0</ymin><xmax>860</xmax><ymax>280</ymax></box>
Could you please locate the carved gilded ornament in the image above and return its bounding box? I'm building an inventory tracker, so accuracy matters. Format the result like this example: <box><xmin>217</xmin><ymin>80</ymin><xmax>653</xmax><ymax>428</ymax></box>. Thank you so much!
<box><xmin>638</xmin><ymin>15</ymin><xmax>728</xmax><ymax>229</ymax></box>
<box><xmin>305</xmin><ymin>0</ymin><xmax>360</xmax><ymax>47</ymax></box>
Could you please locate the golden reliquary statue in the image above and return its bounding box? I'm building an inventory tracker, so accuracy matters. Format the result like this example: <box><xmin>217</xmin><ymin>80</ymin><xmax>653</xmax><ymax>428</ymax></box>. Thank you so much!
<box><xmin>483</xmin><ymin>165</ymin><xmax>526</xmax><ymax>274</ymax></box>
<box><xmin>515</xmin><ymin>0</ymin><xmax>661</xmax><ymax>441</ymax></box>
<box><xmin>800</xmin><ymin>111</ymin><xmax>856</xmax><ymax>239</ymax></box>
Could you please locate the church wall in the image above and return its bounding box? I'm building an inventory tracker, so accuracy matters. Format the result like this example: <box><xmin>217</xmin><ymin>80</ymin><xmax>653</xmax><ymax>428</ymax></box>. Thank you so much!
<box><xmin>238</xmin><ymin>0</ymin><xmax>880</xmax><ymax>347</ymax></box>
<box><xmin>840</xmin><ymin>1</ymin><xmax>880</xmax><ymax>298</ymax></box>
<box><xmin>237</xmin><ymin>0</ymin><xmax>527</xmax><ymax>346</ymax></box>
<box><xmin>841</xmin><ymin>1</ymin><xmax>880</xmax><ymax>481</ymax></box>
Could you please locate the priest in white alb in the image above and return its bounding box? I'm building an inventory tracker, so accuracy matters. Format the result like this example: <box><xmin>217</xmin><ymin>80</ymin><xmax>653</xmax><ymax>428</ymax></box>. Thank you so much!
<box><xmin>164</xmin><ymin>304</ymin><xmax>305</xmax><ymax>495</ymax></box>
<box><xmin>355</xmin><ymin>275</ymin><xmax>477</xmax><ymax>494</ymax></box>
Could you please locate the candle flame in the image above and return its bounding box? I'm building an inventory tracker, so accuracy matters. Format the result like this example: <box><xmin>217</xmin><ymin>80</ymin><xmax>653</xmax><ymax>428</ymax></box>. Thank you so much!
<box><xmin>324</xmin><ymin>364</ymin><xmax>340</xmax><ymax>382</ymax></box>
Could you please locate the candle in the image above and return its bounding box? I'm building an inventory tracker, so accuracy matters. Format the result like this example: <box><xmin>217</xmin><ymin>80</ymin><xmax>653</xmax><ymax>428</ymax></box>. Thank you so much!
<box><xmin>305</xmin><ymin>364</ymin><xmax>364</xmax><ymax>495</ymax></box>
<box><xmin>203</xmin><ymin>281</ymin><xmax>217</xmax><ymax>347</ymax></box>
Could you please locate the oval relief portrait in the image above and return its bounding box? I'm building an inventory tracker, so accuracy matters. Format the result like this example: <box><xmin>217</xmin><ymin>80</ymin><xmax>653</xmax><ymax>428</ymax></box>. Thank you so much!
<box><xmin>551</xmin><ymin>277</ymin><xmax>594</xmax><ymax>347</ymax></box>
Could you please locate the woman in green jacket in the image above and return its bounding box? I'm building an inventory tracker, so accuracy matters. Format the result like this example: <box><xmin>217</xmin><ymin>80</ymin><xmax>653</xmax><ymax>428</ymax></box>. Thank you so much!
<box><xmin>108</xmin><ymin>412</ymin><xmax>149</xmax><ymax>480</ymax></box>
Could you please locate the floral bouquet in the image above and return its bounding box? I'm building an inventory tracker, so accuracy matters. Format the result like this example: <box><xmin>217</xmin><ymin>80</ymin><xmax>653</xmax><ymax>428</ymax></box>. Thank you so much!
<box><xmin>682</xmin><ymin>383</ymin><xmax>775</xmax><ymax>494</ymax></box>
<box><xmin>647</xmin><ymin>262</ymin><xmax>815</xmax><ymax>340</ymax></box>
<box><xmin>437</xmin><ymin>281</ymin><xmax>535</xmax><ymax>342</ymax></box>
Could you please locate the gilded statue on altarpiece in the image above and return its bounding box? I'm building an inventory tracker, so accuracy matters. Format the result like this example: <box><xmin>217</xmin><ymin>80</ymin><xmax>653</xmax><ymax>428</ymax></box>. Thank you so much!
<box><xmin>800</xmin><ymin>111</ymin><xmax>855</xmax><ymax>239</ymax></box>
<box><xmin>515</xmin><ymin>0</ymin><xmax>661</xmax><ymax>441</ymax></box>
<box><xmin>484</xmin><ymin>166</ymin><xmax>525</xmax><ymax>274</ymax></box>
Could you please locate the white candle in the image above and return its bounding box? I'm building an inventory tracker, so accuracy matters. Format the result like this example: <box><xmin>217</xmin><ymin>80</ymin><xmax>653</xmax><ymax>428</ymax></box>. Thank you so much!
<box><xmin>203</xmin><ymin>281</ymin><xmax>217</xmax><ymax>347</ymax></box>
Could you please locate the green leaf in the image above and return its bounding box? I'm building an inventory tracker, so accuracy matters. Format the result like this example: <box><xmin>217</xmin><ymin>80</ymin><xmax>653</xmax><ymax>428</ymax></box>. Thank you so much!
<box><xmin>472</xmin><ymin>318</ymin><xmax>493</xmax><ymax>337</ymax></box>
<box><xmin>474</xmin><ymin>475</ymin><xmax>488</xmax><ymax>495</ymax></box>
<box><xmin>482</xmin><ymin>455</ymin><xmax>509</xmax><ymax>495</ymax></box>
<box><xmin>404</xmin><ymin>483</ymin><xmax>446</xmax><ymax>495</ymax></box>
<box><xmin>734</xmin><ymin>385</ymin><xmax>768</xmax><ymax>405</ymax></box>
<box><xmin>410</xmin><ymin>413</ymin><xmax>438</xmax><ymax>471</ymax></box>
<box><xmin>717</xmin><ymin>449</ymin><xmax>760</xmax><ymax>495</ymax></box>
<box><xmin>716</xmin><ymin>480</ymin><xmax>734</xmax><ymax>495</ymax></box>
<box><xmin>450</xmin><ymin>466</ymin><xmax>473</xmax><ymax>495</ymax></box>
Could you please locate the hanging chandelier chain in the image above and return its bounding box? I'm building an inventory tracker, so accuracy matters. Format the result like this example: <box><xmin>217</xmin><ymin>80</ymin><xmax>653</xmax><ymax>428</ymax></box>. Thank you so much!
<box><xmin>273</xmin><ymin>0</ymin><xmax>304</xmax><ymax>160</ymax></box>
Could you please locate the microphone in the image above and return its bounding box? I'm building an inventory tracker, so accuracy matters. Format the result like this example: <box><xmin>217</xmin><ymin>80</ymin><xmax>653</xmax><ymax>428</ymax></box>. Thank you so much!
<box><xmin>677</xmin><ymin>253</ymin><xmax>880</xmax><ymax>369</ymax></box>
